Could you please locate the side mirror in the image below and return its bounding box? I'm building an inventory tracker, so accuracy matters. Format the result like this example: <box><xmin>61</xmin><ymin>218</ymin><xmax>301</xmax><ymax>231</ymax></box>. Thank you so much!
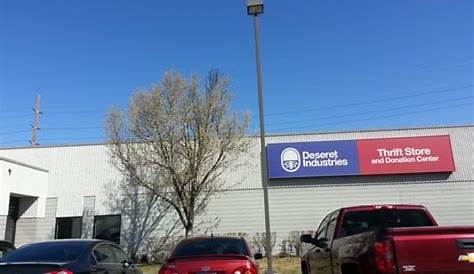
<box><xmin>254</xmin><ymin>253</ymin><xmax>263</xmax><ymax>260</ymax></box>
<box><xmin>300</xmin><ymin>234</ymin><xmax>314</xmax><ymax>244</ymax></box>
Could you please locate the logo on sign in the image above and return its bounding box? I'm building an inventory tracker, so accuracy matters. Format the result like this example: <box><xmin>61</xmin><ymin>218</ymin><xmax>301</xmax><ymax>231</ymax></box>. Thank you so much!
<box><xmin>281</xmin><ymin>147</ymin><xmax>301</xmax><ymax>172</ymax></box>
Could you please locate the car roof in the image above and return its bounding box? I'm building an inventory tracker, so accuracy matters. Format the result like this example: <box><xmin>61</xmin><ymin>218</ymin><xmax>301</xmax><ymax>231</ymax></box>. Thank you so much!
<box><xmin>17</xmin><ymin>239</ymin><xmax>112</xmax><ymax>249</ymax></box>
<box><xmin>341</xmin><ymin>204</ymin><xmax>426</xmax><ymax>212</ymax></box>
<box><xmin>179</xmin><ymin>236</ymin><xmax>245</xmax><ymax>243</ymax></box>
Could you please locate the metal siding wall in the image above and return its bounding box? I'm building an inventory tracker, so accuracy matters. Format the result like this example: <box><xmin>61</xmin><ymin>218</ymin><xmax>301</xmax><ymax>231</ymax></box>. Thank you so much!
<box><xmin>0</xmin><ymin>126</ymin><xmax>472</xmax><ymax>249</ymax></box>
<box><xmin>201</xmin><ymin>190</ymin><xmax>265</xmax><ymax>234</ymax></box>
<box><xmin>0</xmin><ymin>216</ymin><xmax>6</xmax><ymax>241</ymax></box>
<box><xmin>1</xmin><ymin>126</ymin><xmax>471</xmax><ymax>195</ymax></box>
<box><xmin>81</xmin><ymin>196</ymin><xmax>96</xmax><ymax>239</ymax></box>
<box><xmin>35</xmin><ymin>198</ymin><xmax>57</xmax><ymax>242</ymax></box>
<box><xmin>15</xmin><ymin>218</ymin><xmax>38</xmax><ymax>246</ymax></box>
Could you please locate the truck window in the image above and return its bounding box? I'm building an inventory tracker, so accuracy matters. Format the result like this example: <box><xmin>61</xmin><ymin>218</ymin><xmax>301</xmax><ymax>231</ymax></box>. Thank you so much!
<box><xmin>314</xmin><ymin>215</ymin><xmax>330</xmax><ymax>240</ymax></box>
<box><xmin>326</xmin><ymin>215</ymin><xmax>338</xmax><ymax>242</ymax></box>
<box><xmin>340</xmin><ymin>209</ymin><xmax>435</xmax><ymax>237</ymax></box>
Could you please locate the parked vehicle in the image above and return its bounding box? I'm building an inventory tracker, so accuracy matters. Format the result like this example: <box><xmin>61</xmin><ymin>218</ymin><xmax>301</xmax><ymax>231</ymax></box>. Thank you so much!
<box><xmin>300</xmin><ymin>204</ymin><xmax>474</xmax><ymax>274</ymax></box>
<box><xmin>0</xmin><ymin>239</ymin><xmax>142</xmax><ymax>274</ymax></box>
<box><xmin>159</xmin><ymin>236</ymin><xmax>262</xmax><ymax>274</ymax></box>
<box><xmin>0</xmin><ymin>241</ymin><xmax>14</xmax><ymax>259</ymax></box>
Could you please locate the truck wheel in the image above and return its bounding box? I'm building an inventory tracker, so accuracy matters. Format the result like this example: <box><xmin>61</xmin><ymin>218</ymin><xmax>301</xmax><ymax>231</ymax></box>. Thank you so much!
<box><xmin>341</xmin><ymin>264</ymin><xmax>360</xmax><ymax>274</ymax></box>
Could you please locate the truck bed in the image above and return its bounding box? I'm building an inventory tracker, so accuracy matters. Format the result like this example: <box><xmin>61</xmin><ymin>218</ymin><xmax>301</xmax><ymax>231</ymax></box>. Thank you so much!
<box><xmin>387</xmin><ymin>226</ymin><xmax>474</xmax><ymax>274</ymax></box>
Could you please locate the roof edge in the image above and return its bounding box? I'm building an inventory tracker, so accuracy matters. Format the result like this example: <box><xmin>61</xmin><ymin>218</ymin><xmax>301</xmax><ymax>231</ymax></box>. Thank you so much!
<box><xmin>0</xmin><ymin>156</ymin><xmax>49</xmax><ymax>172</ymax></box>
<box><xmin>260</xmin><ymin>124</ymin><xmax>474</xmax><ymax>138</ymax></box>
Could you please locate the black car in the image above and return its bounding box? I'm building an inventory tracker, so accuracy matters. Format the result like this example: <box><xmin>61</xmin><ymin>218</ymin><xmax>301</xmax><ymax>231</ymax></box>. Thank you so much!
<box><xmin>0</xmin><ymin>239</ymin><xmax>142</xmax><ymax>274</ymax></box>
<box><xmin>0</xmin><ymin>241</ymin><xmax>14</xmax><ymax>259</ymax></box>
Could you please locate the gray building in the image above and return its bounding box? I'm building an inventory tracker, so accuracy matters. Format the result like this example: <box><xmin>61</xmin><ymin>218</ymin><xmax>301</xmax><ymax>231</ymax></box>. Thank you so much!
<box><xmin>0</xmin><ymin>125</ymin><xmax>473</xmax><ymax>252</ymax></box>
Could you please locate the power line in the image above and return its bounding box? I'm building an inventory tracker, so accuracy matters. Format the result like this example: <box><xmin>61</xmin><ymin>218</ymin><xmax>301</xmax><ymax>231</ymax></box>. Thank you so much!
<box><xmin>1</xmin><ymin>122</ymin><xmax>104</xmax><ymax>132</ymax></box>
<box><xmin>267</xmin><ymin>95</ymin><xmax>474</xmax><ymax>127</ymax></box>
<box><xmin>272</xmin><ymin>102</ymin><xmax>473</xmax><ymax>132</ymax></box>
<box><xmin>0</xmin><ymin>135</ymin><xmax>105</xmax><ymax>145</ymax></box>
<box><xmin>0</xmin><ymin>140</ymin><xmax>28</xmax><ymax>146</ymax></box>
<box><xmin>0</xmin><ymin>107</ymin><xmax>32</xmax><ymax>113</ymax></box>
<box><xmin>1</xmin><ymin>104</ymin><xmax>472</xmax><ymax>145</ymax></box>
<box><xmin>0</xmin><ymin>129</ymin><xmax>32</xmax><ymax>136</ymax></box>
<box><xmin>359</xmin><ymin>60</ymin><xmax>474</xmax><ymax>82</ymax></box>
<box><xmin>266</xmin><ymin>83</ymin><xmax>473</xmax><ymax>117</ymax></box>
<box><xmin>0</xmin><ymin>113</ymin><xmax>31</xmax><ymax>120</ymax></box>
<box><xmin>40</xmin><ymin>136</ymin><xmax>104</xmax><ymax>141</ymax></box>
<box><xmin>46</xmin><ymin>109</ymin><xmax>107</xmax><ymax>115</ymax></box>
<box><xmin>310</xmin><ymin>60</ymin><xmax>474</xmax><ymax>89</ymax></box>
<box><xmin>42</xmin><ymin>126</ymin><xmax>103</xmax><ymax>131</ymax></box>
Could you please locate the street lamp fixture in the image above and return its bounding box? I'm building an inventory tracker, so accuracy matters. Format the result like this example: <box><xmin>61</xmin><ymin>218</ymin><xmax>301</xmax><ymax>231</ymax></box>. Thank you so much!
<box><xmin>247</xmin><ymin>0</ymin><xmax>264</xmax><ymax>16</ymax></box>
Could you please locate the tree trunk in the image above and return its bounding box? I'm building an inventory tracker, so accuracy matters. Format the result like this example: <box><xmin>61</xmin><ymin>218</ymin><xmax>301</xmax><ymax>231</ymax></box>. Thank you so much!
<box><xmin>185</xmin><ymin>224</ymin><xmax>193</xmax><ymax>238</ymax></box>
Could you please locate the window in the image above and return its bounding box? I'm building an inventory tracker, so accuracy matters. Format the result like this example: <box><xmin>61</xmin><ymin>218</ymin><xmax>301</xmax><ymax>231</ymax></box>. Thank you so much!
<box><xmin>55</xmin><ymin>217</ymin><xmax>82</xmax><ymax>239</ymax></box>
<box><xmin>326</xmin><ymin>215</ymin><xmax>338</xmax><ymax>242</ymax></box>
<box><xmin>93</xmin><ymin>215</ymin><xmax>121</xmax><ymax>244</ymax></box>
<box><xmin>171</xmin><ymin>238</ymin><xmax>249</xmax><ymax>257</ymax></box>
<box><xmin>315</xmin><ymin>215</ymin><xmax>330</xmax><ymax>240</ymax></box>
<box><xmin>93</xmin><ymin>244</ymin><xmax>116</xmax><ymax>263</ymax></box>
<box><xmin>111</xmin><ymin>245</ymin><xmax>129</xmax><ymax>263</ymax></box>
<box><xmin>340</xmin><ymin>209</ymin><xmax>435</xmax><ymax>237</ymax></box>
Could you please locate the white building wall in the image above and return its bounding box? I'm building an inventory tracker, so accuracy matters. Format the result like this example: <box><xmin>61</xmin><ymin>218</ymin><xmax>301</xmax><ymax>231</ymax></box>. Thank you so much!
<box><xmin>0</xmin><ymin>158</ymin><xmax>48</xmax><ymax>217</ymax></box>
<box><xmin>0</xmin><ymin>125</ymin><xmax>473</xmax><ymax>248</ymax></box>
<box><xmin>0</xmin><ymin>146</ymin><xmax>120</xmax><ymax>217</ymax></box>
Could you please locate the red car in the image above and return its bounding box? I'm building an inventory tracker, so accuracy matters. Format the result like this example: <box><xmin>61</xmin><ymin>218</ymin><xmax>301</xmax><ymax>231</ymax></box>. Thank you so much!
<box><xmin>159</xmin><ymin>236</ymin><xmax>262</xmax><ymax>274</ymax></box>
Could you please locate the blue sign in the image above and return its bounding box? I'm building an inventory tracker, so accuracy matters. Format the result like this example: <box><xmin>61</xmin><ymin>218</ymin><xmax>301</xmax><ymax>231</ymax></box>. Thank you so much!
<box><xmin>266</xmin><ymin>140</ymin><xmax>360</xmax><ymax>179</ymax></box>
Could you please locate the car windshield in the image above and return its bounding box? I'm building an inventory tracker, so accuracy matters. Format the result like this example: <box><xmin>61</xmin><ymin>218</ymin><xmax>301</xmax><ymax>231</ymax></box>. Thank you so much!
<box><xmin>341</xmin><ymin>209</ymin><xmax>435</xmax><ymax>236</ymax></box>
<box><xmin>0</xmin><ymin>242</ymin><xmax>88</xmax><ymax>262</ymax></box>
<box><xmin>171</xmin><ymin>238</ymin><xmax>249</xmax><ymax>257</ymax></box>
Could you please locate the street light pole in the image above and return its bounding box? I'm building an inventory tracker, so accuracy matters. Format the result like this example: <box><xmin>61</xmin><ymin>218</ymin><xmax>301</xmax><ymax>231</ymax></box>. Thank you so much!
<box><xmin>247</xmin><ymin>1</ymin><xmax>273</xmax><ymax>273</ymax></box>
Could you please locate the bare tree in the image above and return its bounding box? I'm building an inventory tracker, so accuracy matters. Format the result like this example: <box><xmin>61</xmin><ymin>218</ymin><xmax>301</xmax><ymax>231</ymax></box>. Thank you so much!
<box><xmin>106</xmin><ymin>70</ymin><xmax>249</xmax><ymax>237</ymax></box>
<box><xmin>251</xmin><ymin>232</ymin><xmax>276</xmax><ymax>257</ymax></box>
<box><xmin>143</xmin><ymin>234</ymin><xmax>184</xmax><ymax>264</ymax></box>
<box><xmin>278</xmin><ymin>239</ymin><xmax>289</xmax><ymax>257</ymax></box>
<box><xmin>104</xmin><ymin>177</ymin><xmax>179</xmax><ymax>260</ymax></box>
<box><xmin>287</xmin><ymin>231</ymin><xmax>304</xmax><ymax>257</ymax></box>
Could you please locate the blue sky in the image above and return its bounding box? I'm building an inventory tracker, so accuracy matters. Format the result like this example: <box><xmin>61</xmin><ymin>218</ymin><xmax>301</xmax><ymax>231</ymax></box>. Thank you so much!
<box><xmin>1</xmin><ymin>0</ymin><xmax>473</xmax><ymax>146</ymax></box>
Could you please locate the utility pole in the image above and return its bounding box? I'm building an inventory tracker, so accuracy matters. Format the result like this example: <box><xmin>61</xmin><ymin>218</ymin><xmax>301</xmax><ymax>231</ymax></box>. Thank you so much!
<box><xmin>30</xmin><ymin>94</ymin><xmax>42</xmax><ymax>146</ymax></box>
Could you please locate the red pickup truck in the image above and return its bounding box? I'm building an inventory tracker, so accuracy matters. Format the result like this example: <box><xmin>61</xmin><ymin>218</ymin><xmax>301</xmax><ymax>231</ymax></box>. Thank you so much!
<box><xmin>300</xmin><ymin>204</ymin><xmax>474</xmax><ymax>274</ymax></box>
